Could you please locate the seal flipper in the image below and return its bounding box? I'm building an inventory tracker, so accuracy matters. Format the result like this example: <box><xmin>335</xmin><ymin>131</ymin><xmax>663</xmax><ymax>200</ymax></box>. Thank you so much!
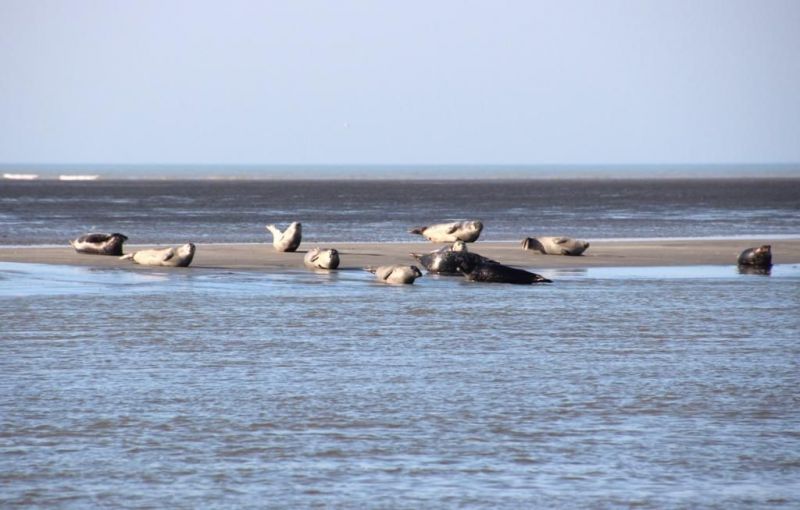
<box><xmin>408</xmin><ymin>226</ymin><xmax>427</xmax><ymax>235</ymax></box>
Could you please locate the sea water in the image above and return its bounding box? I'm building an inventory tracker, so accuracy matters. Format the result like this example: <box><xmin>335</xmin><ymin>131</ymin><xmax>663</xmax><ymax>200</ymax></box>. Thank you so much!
<box><xmin>1</xmin><ymin>179</ymin><xmax>798</xmax><ymax>244</ymax></box>
<box><xmin>1</xmin><ymin>261</ymin><xmax>799</xmax><ymax>508</ymax></box>
<box><xmin>1</xmin><ymin>178</ymin><xmax>799</xmax><ymax>507</ymax></box>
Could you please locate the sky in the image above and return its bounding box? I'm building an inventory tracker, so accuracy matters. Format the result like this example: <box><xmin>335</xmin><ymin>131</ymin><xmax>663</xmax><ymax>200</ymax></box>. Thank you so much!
<box><xmin>1</xmin><ymin>0</ymin><xmax>799</xmax><ymax>167</ymax></box>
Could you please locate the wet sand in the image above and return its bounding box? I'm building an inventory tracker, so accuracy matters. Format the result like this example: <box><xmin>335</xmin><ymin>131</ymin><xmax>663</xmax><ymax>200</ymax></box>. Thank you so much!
<box><xmin>1</xmin><ymin>239</ymin><xmax>798</xmax><ymax>270</ymax></box>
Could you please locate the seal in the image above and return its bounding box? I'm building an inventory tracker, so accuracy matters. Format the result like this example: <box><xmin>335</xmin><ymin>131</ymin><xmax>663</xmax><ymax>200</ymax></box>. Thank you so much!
<box><xmin>304</xmin><ymin>247</ymin><xmax>340</xmax><ymax>270</ymax></box>
<box><xmin>266</xmin><ymin>222</ymin><xmax>302</xmax><ymax>252</ymax></box>
<box><xmin>521</xmin><ymin>236</ymin><xmax>590</xmax><ymax>256</ymax></box>
<box><xmin>411</xmin><ymin>241</ymin><xmax>497</xmax><ymax>275</ymax></box>
<box><xmin>69</xmin><ymin>232</ymin><xmax>128</xmax><ymax>256</ymax></box>
<box><xmin>459</xmin><ymin>260</ymin><xmax>551</xmax><ymax>284</ymax></box>
<box><xmin>365</xmin><ymin>265</ymin><xmax>423</xmax><ymax>284</ymax></box>
<box><xmin>409</xmin><ymin>220</ymin><xmax>483</xmax><ymax>243</ymax></box>
<box><xmin>737</xmin><ymin>245</ymin><xmax>772</xmax><ymax>268</ymax></box>
<box><xmin>120</xmin><ymin>243</ymin><xmax>196</xmax><ymax>267</ymax></box>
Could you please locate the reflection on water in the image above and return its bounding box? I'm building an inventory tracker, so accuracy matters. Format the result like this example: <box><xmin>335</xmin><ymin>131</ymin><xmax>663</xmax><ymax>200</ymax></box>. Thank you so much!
<box><xmin>1</xmin><ymin>262</ymin><xmax>799</xmax><ymax>508</ymax></box>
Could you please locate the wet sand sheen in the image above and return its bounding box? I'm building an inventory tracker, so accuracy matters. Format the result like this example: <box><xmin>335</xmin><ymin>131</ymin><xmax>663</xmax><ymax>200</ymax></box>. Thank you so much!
<box><xmin>1</xmin><ymin>239</ymin><xmax>798</xmax><ymax>270</ymax></box>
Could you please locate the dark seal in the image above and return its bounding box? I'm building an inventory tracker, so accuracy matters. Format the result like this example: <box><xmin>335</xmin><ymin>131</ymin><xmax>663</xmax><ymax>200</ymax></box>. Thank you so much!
<box><xmin>737</xmin><ymin>245</ymin><xmax>772</xmax><ymax>268</ymax></box>
<box><xmin>737</xmin><ymin>245</ymin><xmax>772</xmax><ymax>275</ymax></box>
<box><xmin>69</xmin><ymin>232</ymin><xmax>128</xmax><ymax>256</ymax></box>
<box><xmin>411</xmin><ymin>241</ymin><xmax>498</xmax><ymax>275</ymax></box>
<box><xmin>459</xmin><ymin>260</ymin><xmax>551</xmax><ymax>285</ymax></box>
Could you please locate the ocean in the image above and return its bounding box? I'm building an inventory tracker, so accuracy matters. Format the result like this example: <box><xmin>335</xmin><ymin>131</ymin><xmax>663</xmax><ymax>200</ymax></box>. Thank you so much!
<box><xmin>1</xmin><ymin>178</ymin><xmax>798</xmax><ymax>245</ymax></box>
<box><xmin>1</xmin><ymin>178</ymin><xmax>799</xmax><ymax>508</ymax></box>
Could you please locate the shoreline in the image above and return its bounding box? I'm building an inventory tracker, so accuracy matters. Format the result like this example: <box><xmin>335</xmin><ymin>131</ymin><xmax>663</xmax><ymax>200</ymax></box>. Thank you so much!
<box><xmin>1</xmin><ymin>239</ymin><xmax>798</xmax><ymax>271</ymax></box>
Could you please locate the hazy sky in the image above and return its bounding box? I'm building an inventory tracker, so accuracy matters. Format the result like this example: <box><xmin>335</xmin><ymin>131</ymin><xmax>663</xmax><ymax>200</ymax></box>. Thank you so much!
<box><xmin>1</xmin><ymin>0</ymin><xmax>798</xmax><ymax>166</ymax></box>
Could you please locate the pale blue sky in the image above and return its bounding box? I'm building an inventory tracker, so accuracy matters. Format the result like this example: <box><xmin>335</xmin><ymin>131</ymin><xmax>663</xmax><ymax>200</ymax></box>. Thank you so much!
<box><xmin>1</xmin><ymin>0</ymin><xmax>798</xmax><ymax>166</ymax></box>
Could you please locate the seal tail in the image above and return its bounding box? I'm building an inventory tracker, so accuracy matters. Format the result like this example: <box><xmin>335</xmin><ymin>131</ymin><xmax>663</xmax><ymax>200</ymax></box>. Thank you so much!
<box><xmin>119</xmin><ymin>254</ymin><xmax>134</xmax><ymax>261</ymax></box>
<box><xmin>363</xmin><ymin>266</ymin><xmax>377</xmax><ymax>274</ymax></box>
<box><xmin>410</xmin><ymin>253</ymin><xmax>422</xmax><ymax>261</ymax></box>
<box><xmin>408</xmin><ymin>226</ymin><xmax>426</xmax><ymax>235</ymax></box>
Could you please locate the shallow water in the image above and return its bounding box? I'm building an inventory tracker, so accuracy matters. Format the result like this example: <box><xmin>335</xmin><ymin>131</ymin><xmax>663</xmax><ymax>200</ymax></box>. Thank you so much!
<box><xmin>2</xmin><ymin>262</ymin><xmax>799</xmax><ymax>507</ymax></box>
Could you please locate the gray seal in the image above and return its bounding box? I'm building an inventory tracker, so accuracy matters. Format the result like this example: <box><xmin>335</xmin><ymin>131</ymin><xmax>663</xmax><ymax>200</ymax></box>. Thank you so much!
<box><xmin>365</xmin><ymin>265</ymin><xmax>423</xmax><ymax>284</ymax></box>
<box><xmin>304</xmin><ymin>247</ymin><xmax>340</xmax><ymax>270</ymax></box>
<box><xmin>522</xmin><ymin>236</ymin><xmax>589</xmax><ymax>256</ymax></box>
<box><xmin>411</xmin><ymin>241</ymin><xmax>497</xmax><ymax>275</ymax></box>
<box><xmin>409</xmin><ymin>220</ymin><xmax>483</xmax><ymax>243</ymax></box>
<box><xmin>266</xmin><ymin>222</ymin><xmax>302</xmax><ymax>252</ymax></box>
<box><xmin>737</xmin><ymin>245</ymin><xmax>772</xmax><ymax>268</ymax></box>
<box><xmin>459</xmin><ymin>259</ymin><xmax>551</xmax><ymax>284</ymax></box>
<box><xmin>120</xmin><ymin>243</ymin><xmax>196</xmax><ymax>267</ymax></box>
<box><xmin>69</xmin><ymin>232</ymin><xmax>128</xmax><ymax>256</ymax></box>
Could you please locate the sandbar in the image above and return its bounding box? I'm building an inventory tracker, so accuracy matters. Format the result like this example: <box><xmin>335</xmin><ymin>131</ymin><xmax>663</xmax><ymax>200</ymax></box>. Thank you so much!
<box><xmin>1</xmin><ymin>239</ymin><xmax>798</xmax><ymax>271</ymax></box>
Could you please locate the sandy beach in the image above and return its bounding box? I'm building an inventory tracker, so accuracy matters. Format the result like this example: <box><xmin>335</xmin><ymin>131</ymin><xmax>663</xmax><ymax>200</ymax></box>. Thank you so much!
<box><xmin>1</xmin><ymin>238</ymin><xmax>798</xmax><ymax>271</ymax></box>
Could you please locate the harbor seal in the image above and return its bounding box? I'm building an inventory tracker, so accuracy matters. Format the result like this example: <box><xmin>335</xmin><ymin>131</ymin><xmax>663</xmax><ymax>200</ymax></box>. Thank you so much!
<box><xmin>411</xmin><ymin>241</ymin><xmax>498</xmax><ymax>275</ymax></box>
<box><xmin>365</xmin><ymin>265</ymin><xmax>423</xmax><ymax>284</ymax></box>
<box><xmin>266</xmin><ymin>222</ymin><xmax>302</xmax><ymax>252</ymax></box>
<box><xmin>304</xmin><ymin>247</ymin><xmax>340</xmax><ymax>270</ymax></box>
<box><xmin>521</xmin><ymin>236</ymin><xmax>590</xmax><ymax>256</ymax></box>
<box><xmin>69</xmin><ymin>232</ymin><xmax>128</xmax><ymax>256</ymax></box>
<box><xmin>120</xmin><ymin>243</ymin><xmax>196</xmax><ymax>267</ymax></box>
<box><xmin>737</xmin><ymin>245</ymin><xmax>772</xmax><ymax>268</ymax></box>
<box><xmin>459</xmin><ymin>260</ymin><xmax>551</xmax><ymax>284</ymax></box>
<box><xmin>409</xmin><ymin>220</ymin><xmax>483</xmax><ymax>243</ymax></box>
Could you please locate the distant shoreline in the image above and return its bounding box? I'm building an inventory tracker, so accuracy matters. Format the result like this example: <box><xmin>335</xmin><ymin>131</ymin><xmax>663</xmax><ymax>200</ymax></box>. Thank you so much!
<box><xmin>2</xmin><ymin>239</ymin><xmax>798</xmax><ymax>271</ymax></box>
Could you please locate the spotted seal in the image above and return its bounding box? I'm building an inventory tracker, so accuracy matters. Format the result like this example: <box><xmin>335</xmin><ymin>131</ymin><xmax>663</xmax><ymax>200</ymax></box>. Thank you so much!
<box><xmin>365</xmin><ymin>265</ymin><xmax>423</xmax><ymax>284</ymax></box>
<box><xmin>304</xmin><ymin>247</ymin><xmax>340</xmax><ymax>270</ymax></box>
<box><xmin>409</xmin><ymin>220</ymin><xmax>483</xmax><ymax>243</ymax></box>
<box><xmin>521</xmin><ymin>236</ymin><xmax>590</xmax><ymax>256</ymax></box>
<box><xmin>266</xmin><ymin>222</ymin><xmax>302</xmax><ymax>252</ymax></box>
<box><xmin>69</xmin><ymin>232</ymin><xmax>128</xmax><ymax>256</ymax></box>
<box><xmin>120</xmin><ymin>243</ymin><xmax>196</xmax><ymax>267</ymax></box>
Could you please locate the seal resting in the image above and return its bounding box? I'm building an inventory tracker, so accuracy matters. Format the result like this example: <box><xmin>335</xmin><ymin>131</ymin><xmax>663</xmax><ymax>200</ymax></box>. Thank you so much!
<box><xmin>411</xmin><ymin>241</ymin><xmax>497</xmax><ymax>275</ymax></box>
<box><xmin>120</xmin><ymin>243</ymin><xmax>196</xmax><ymax>267</ymax></box>
<box><xmin>69</xmin><ymin>232</ymin><xmax>128</xmax><ymax>256</ymax></box>
<box><xmin>266</xmin><ymin>222</ymin><xmax>302</xmax><ymax>252</ymax></box>
<box><xmin>304</xmin><ymin>247</ymin><xmax>340</xmax><ymax>270</ymax></box>
<box><xmin>409</xmin><ymin>220</ymin><xmax>483</xmax><ymax>243</ymax></box>
<box><xmin>521</xmin><ymin>236</ymin><xmax>590</xmax><ymax>256</ymax></box>
<box><xmin>737</xmin><ymin>245</ymin><xmax>772</xmax><ymax>268</ymax></box>
<box><xmin>459</xmin><ymin>260</ymin><xmax>551</xmax><ymax>285</ymax></box>
<box><xmin>365</xmin><ymin>265</ymin><xmax>423</xmax><ymax>284</ymax></box>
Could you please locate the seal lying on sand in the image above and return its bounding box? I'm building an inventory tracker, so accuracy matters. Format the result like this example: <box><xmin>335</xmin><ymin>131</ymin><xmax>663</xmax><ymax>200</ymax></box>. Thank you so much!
<box><xmin>409</xmin><ymin>220</ymin><xmax>483</xmax><ymax>243</ymax></box>
<box><xmin>120</xmin><ymin>243</ymin><xmax>196</xmax><ymax>267</ymax></box>
<box><xmin>69</xmin><ymin>233</ymin><xmax>128</xmax><ymax>255</ymax></box>
<box><xmin>737</xmin><ymin>245</ymin><xmax>772</xmax><ymax>268</ymax></box>
<box><xmin>411</xmin><ymin>241</ymin><xmax>497</xmax><ymax>275</ymax></box>
<box><xmin>459</xmin><ymin>260</ymin><xmax>551</xmax><ymax>285</ymax></box>
<box><xmin>304</xmin><ymin>247</ymin><xmax>340</xmax><ymax>270</ymax></box>
<box><xmin>521</xmin><ymin>236</ymin><xmax>590</xmax><ymax>256</ymax></box>
<box><xmin>365</xmin><ymin>265</ymin><xmax>423</xmax><ymax>284</ymax></box>
<box><xmin>266</xmin><ymin>222</ymin><xmax>302</xmax><ymax>252</ymax></box>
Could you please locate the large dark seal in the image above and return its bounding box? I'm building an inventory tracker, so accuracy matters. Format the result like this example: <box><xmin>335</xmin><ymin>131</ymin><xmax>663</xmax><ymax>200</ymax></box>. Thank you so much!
<box><xmin>266</xmin><ymin>222</ymin><xmax>302</xmax><ymax>252</ymax></box>
<box><xmin>522</xmin><ymin>236</ymin><xmax>589</xmax><ymax>256</ymax></box>
<box><xmin>459</xmin><ymin>260</ymin><xmax>551</xmax><ymax>285</ymax></box>
<box><xmin>411</xmin><ymin>241</ymin><xmax>498</xmax><ymax>275</ymax></box>
<box><xmin>120</xmin><ymin>243</ymin><xmax>196</xmax><ymax>267</ymax></box>
<box><xmin>409</xmin><ymin>220</ymin><xmax>483</xmax><ymax>243</ymax></box>
<box><xmin>69</xmin><ymin>232</ymin><xmax>128</xmax><ymax>255</ymax></box>
<box><xmin>737</xmin><ymin>245</ymin><xmax>772</xmax><ymax>272</ymax></box>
